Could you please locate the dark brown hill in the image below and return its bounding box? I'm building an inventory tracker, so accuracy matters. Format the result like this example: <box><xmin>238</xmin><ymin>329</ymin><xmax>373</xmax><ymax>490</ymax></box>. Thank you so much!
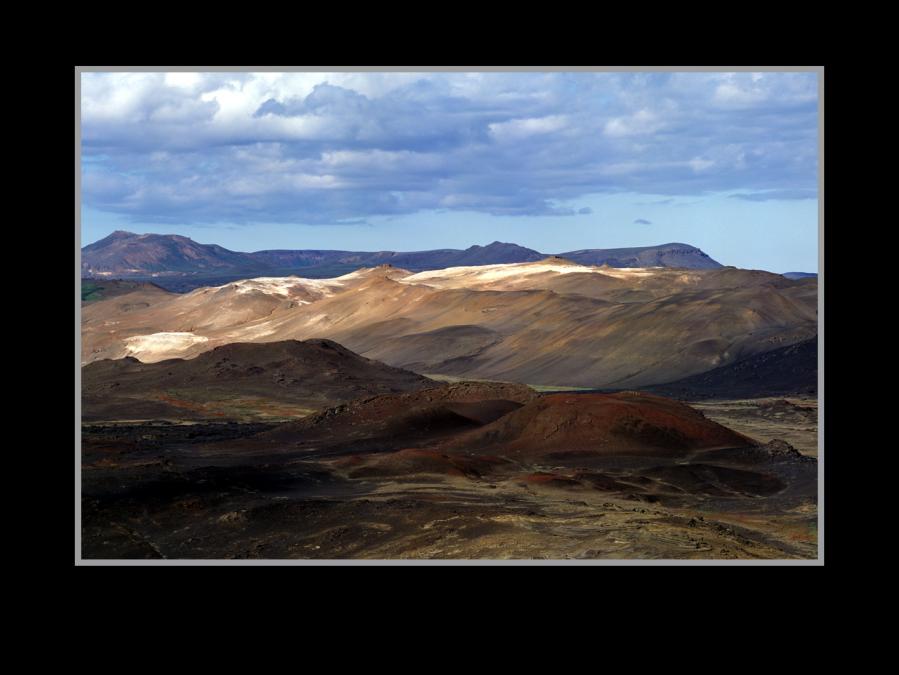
<box><xmin>238</xmin><ymin>381</ymin><xmax>538</xmax><ymax>456</ymax></box>
<box><xmin>82</xmin><ymin>339</ymin><xmax>434</xmax><ymax>422</ymax></box>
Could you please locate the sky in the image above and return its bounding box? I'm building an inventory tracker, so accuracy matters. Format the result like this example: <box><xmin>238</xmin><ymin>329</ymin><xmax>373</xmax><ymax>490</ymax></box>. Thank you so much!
<box><xmin>80</xmin><ymin>71</ymin><xmax>820</xmax><ymax>272</ymax></box>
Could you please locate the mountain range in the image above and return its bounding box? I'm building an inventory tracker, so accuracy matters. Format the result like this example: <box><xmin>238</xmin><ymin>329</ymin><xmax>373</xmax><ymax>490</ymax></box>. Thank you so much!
<box><xmin>82</xmin><ymin>231</ymin><xmax>723</xmax><ymax>289</ymax></box>
<box><xmin>82</xmin><ymin>256</ymin><xmax>817</xmax><ymax>390</ymax></box>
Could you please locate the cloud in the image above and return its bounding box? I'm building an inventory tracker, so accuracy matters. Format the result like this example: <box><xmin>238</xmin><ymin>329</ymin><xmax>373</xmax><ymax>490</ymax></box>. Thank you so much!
<box><xmin>633</xmin><ymin>218</ymin><xmax>652</xmax><ymax>225</ymax></box>
<box><xmin>728</xmin><ymin>189</ymin><xmax>818</xmax><ymax>202</ymax></box>
<box><xmin>634</xmin><ymin>198</ymin><xmax>673</xmax><ymax>206</ymax></box>
<box><xmin>80</xmin><ymin>71</ymin><xmax>819</xmax><ymax>224</ymax></box>
<box><xmin>604</xmin><ymin>109</ymin><xmax>664</xmax><ymax>137</ymax></box>
<box><xmin>489</xmin><ymin>115</ymin><xmax>568</xmax><ymax>141</ymax></box>
<box><xmin>578</xmin><ymin>207</ymin><xmax>592</xmax><ymax>214</ymax></box>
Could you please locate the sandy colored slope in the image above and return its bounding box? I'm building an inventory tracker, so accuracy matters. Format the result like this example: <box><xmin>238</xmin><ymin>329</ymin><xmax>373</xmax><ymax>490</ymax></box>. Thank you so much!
<box><xmin>81</xmin><ymin>259</ymin><xmax>817</xmax><ymax>388</ymax></box>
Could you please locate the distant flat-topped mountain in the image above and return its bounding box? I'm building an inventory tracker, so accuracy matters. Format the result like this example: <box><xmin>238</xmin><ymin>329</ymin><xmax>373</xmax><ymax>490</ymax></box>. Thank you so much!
<box><xmin>82</xmin><ymin>231</ymin><xmax>267</xmax><ymax>276</ymax></box>
<box><xmin>559</xmin><ymin>243</ymin><xmax>721</xmax><ymax>270</ymax></box>
<box><xmin>81</xmin><ymin>231</ymin><xmax>721</xmax><ymax>287</ymax></box>
<box><xmin>782</xmin><ymin>272</ymin><xmax>817</xmax><ymax>280</ymax></box>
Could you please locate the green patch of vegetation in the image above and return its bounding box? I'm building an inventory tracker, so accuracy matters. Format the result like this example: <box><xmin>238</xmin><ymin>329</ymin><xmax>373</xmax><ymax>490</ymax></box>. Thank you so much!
<box><xmin>527</xmin><ymin>384</ymin><xmax>594</xmax><ymax>392</ymax></box>
<box><xmin>421</xmin><ymin>373</ymin><xmax>502</xmax><ymax>384</ymax></box>
<box><xmin>161</xmin><ymin>388</ymin><xmax>316</xmax><ymax>422</ymax></box>
<box><xmin>421</xmin><ymin>372</ymin><xmax>592</xmax><ymax>392</ymax></box>
<box><xmin>421</xmin><ymin>373</ymin><xmax>465</xmax><ymax>383</ymax></box>
<box><xmin>81</xmin><ymin>281</ymin><xmax>105</xmax><ymax>302</ymax></box>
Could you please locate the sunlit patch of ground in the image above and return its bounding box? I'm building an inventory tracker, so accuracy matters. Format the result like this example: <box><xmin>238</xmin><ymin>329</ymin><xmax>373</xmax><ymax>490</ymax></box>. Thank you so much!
<box><xmin>689</xmin><ymin>397</ymin><xmax>818</xmax><ymax>457</ymax></box>
<box><xmin>152</xmin><ymin>390</ymin><xmax>316</xmax><ymax>422</ymax></box>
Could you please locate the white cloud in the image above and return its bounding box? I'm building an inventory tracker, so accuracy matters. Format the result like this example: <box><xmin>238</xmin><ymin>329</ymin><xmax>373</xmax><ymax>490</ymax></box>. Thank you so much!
<box><xmin>713</xmin><ymin>81</ymin><xmax>768</xmax><ymax>106</ymax></box>
<box><xmin>321</xmin><ymin>149</ymin><xmax>443</xmax><ymax>172</ymax></box>
<box><xmin>489</xmin><ymin>115</ymin><xmax>568</xmax><ymax>141</ymax></box>
<box><xmin>604</xmin><ymin>109</ymin><xmax>664</xmax><ymax>137</ymax></box>
<box><xmin>687</xmin><ymin>157</ymin><xmax>715</xmax><ymax>172</ymax></box>
<box><xmin>164</xmin><ymin>72</ymin><xmax>202</xmax><ymax>89</ymax></box>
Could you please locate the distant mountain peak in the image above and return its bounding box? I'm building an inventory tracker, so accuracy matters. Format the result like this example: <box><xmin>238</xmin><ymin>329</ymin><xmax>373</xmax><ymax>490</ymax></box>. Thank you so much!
<box><xmin>91</xmin><ymin>230</ymin><xmax>138</xmax><ymax>244</ymax></box>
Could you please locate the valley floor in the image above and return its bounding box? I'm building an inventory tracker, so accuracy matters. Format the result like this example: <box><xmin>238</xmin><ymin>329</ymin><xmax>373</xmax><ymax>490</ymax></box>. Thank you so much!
<box><xmin>690</xmin><ymin>397</ymin><xmax>818</xmax><ymax>458</ymax></box>
<box><xmin>80</xmin><ymin>394</ymin><xmax>818</xmax><ymax>561</ymax></box>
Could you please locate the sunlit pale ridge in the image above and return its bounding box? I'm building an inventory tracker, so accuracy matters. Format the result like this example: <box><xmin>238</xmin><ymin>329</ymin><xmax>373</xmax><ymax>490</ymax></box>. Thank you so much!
<box><xmin>226</xmin><ymin>276</ymin><xmax>344</xmax><ymax>297</ymax></box>
<box><xmin>82</xmin><ymin>259</ymin><xmax>817</xmax><ymax>387</ymax></box>
<box><xmin>593</xmin><ymin>267</ymin><xmax>662</xmax><ymax>279</ymax></box>
<box><xmin>201</xmin><ymin>272</ymin><xmax>371</xmax><ymax>299</ymax></box>
<box><xmin>202</xmin><ymin>267</ymin><xmax>417</xmax><ymax>299</ymax></box>
<box><xmin>400</xmin><ymin>260</ymin><xmax>663</xmax><ymax>288</ymax></box>
<box><xmin>123</xmin><ymin>332</ymin><xmax>209</xmax><ymax>359</ymax></box>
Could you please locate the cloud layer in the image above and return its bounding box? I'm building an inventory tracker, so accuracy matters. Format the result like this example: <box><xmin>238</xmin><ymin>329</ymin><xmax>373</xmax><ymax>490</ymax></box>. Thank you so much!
<box><xmin>81</xmin><ymin>71</ymin><xmax>818</xmax><ymax>224</ymax></box>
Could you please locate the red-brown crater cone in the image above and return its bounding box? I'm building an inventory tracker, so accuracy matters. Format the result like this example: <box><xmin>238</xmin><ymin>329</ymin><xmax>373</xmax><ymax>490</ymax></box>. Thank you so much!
<box><xmin>443</xmin><ymin>391</ymin><xmax>754</xmax><ymax>458</ymax></box>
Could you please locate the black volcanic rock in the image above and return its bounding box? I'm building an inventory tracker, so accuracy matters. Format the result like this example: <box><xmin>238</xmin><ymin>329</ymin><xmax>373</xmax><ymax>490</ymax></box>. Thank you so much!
<box><xmin>761</xmin><ymin>439</ymin><xmax>815</xmax><ymax>463</ymax></box>
<box><xmin>642</xmin><ymin>336</ymin><xmax>817</xmax><ymax>400</ymax></box>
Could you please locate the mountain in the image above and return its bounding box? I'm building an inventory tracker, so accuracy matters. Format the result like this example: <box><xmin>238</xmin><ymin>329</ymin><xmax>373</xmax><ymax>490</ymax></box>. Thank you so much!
<box><xmin>81</xmin><ymin>339</ymin><xmax>433</xmax><ymax>422</ymax></box>
<box><xmin>558</xmin><ymin>243</ymin><xmax>722</xmax><ymax>269</ymax></box>
<box><xmin>641</xmin><ymin>336</ymin><xmax>818</xmax><ymax>400</ymax></box>
<box><xmin>437</xmin><ymin>241</ymin><xmax>544</xmax><ymax>266</ymax></box>
<box><xmin>81</xmin><ymin>231</ymin><xmax>721</xmax><ymax>285</ymax></box>
<box><xmin>82</xmin><ymin>258</ymin><xmax>817</xmax><ymax>389</ymax></box>
<box><xmin>782</xmin><ymin>272</ymin><xmax>817</xmax><ymax>280</ymax></box>
<box><xmin>82</xmin><ymin>231</ymin><xmax>265</xmax><ymax>276</ymax></box>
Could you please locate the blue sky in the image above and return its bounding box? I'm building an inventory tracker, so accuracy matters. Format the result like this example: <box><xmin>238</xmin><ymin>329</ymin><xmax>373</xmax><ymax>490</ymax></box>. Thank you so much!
<box><xmin>80</xmin><ymin>71</ymin><xmax>820</xmax><ymax>272</ymax></box>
